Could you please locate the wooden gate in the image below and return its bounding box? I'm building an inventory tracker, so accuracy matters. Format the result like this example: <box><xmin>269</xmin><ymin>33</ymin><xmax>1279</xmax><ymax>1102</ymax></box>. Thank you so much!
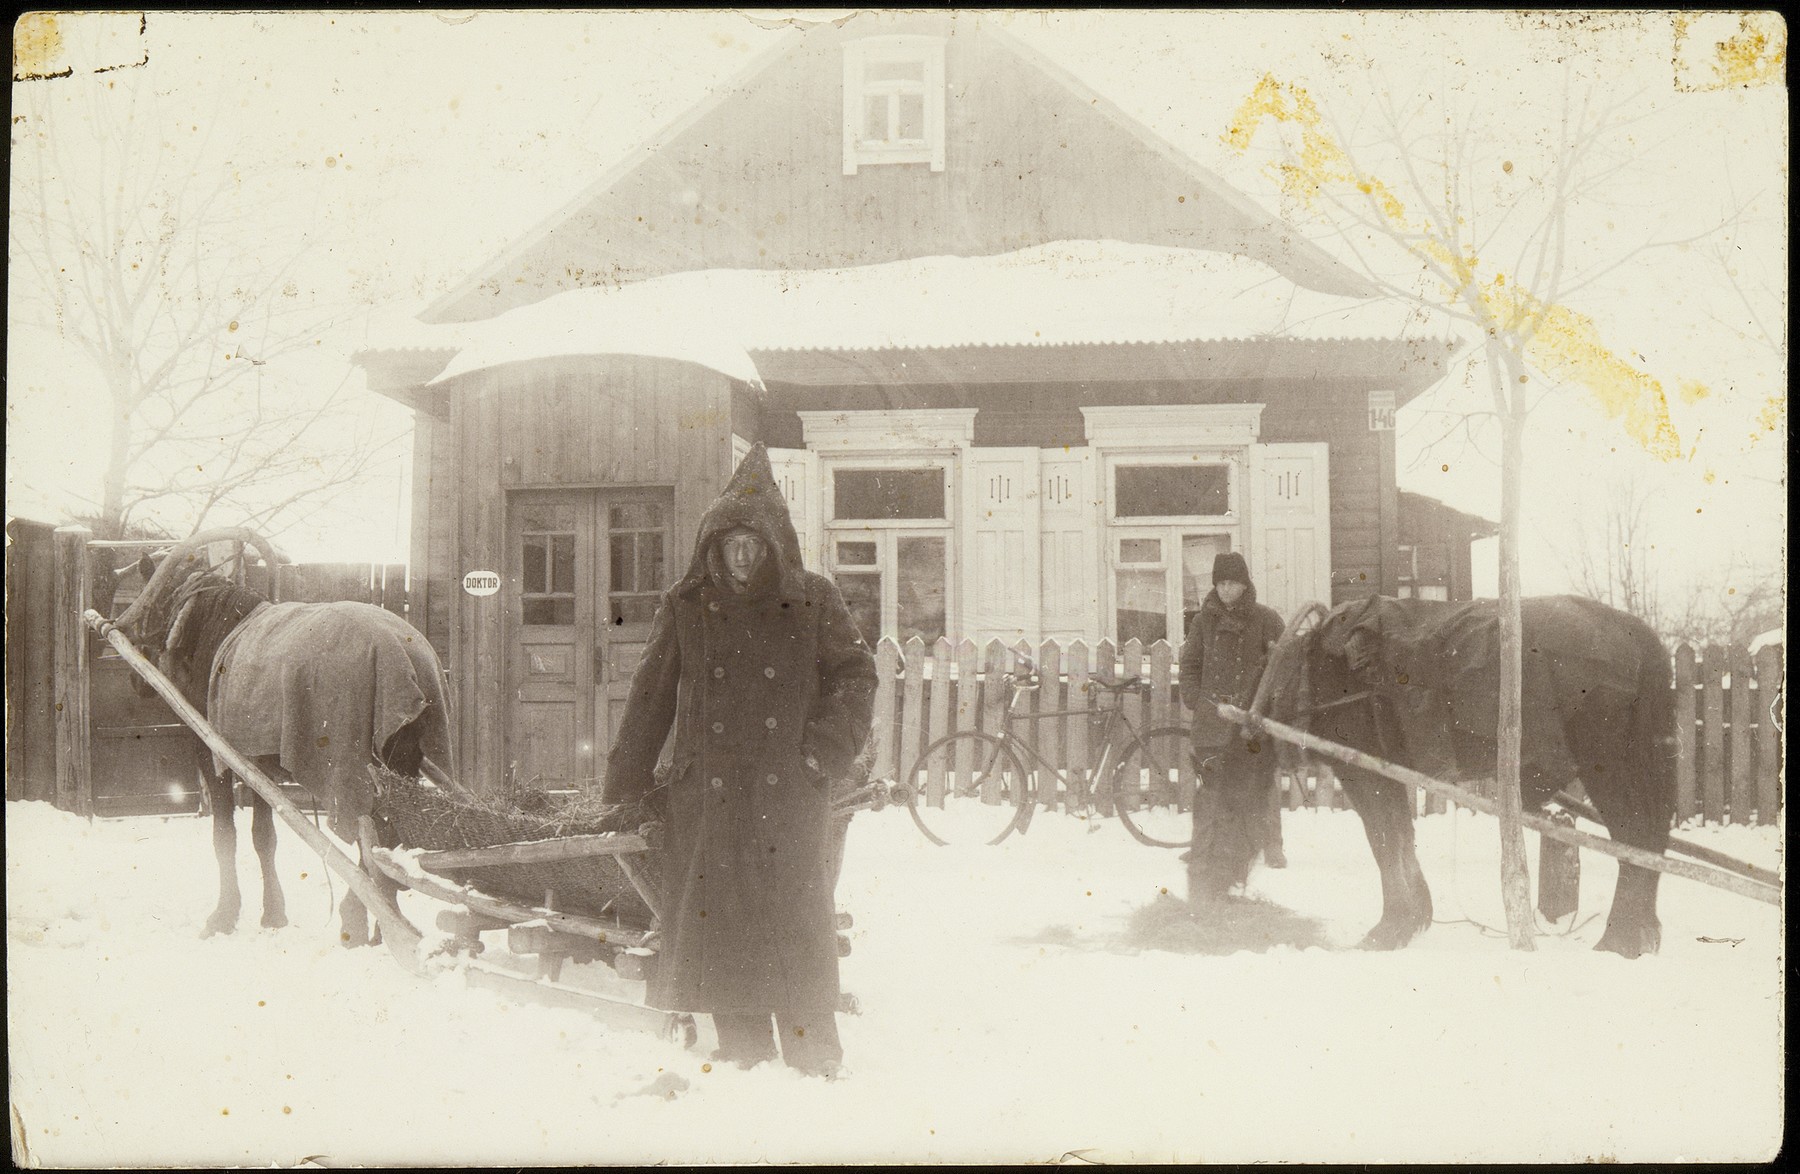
<box><xmin>7</xmin><ymin>523</ymin><xmax>410</xmax><ymax>816</ymax></box>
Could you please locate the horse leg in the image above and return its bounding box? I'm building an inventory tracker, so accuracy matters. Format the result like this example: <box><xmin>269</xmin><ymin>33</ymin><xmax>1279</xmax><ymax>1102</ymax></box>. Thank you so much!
<box><xmin>1583</xmin><ymin>766</ymin><xmax>1668</xmax><ymax>959</ymax></box>
<box><xmin>1342</xmin><ymin>773</ymin><xmax>1433</xmax><ymax>950</ymax></box>
<box><xmin>249</xmin><ymin>784</ymin><xmax>288</xmax><ymax>930</ymax></box>
<box><xmin>200</xmin><ymin>763</ymin><xmax>242</xmax><ymax>938</ymax></box>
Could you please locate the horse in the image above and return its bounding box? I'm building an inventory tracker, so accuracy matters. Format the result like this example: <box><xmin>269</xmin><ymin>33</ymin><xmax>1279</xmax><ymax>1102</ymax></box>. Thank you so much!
<box><xmin>1260</xmin><ymin>594</ymin><xmax>1676</xmax><ymax>958</ymax></box>
<box><xmin>113</xmin><ymin>527</ymin><xmax>453</xmax><ymax>945</ymax></box>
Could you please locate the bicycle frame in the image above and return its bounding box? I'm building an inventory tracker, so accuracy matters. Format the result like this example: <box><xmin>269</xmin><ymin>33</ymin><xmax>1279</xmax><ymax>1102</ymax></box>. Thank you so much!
<box><xmin>986</xmin><ymin>672</ymin><xmax>1154</xmax><ymax>811</ymax></box>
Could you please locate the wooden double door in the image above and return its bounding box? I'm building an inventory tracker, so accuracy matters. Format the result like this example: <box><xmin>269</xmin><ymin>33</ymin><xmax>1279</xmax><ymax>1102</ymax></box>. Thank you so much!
<box><xmin>508</xmin><ymin>489</ymin><xmax>672</xmax><ymax>791</ymax></box>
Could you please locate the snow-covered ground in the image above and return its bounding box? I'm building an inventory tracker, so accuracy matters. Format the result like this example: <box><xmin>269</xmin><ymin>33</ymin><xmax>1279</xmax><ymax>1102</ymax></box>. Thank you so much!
<box><xmin>7</xmin><ymin>797</ymin><xmax>1783</xmax><ymax>1166</ymax></box>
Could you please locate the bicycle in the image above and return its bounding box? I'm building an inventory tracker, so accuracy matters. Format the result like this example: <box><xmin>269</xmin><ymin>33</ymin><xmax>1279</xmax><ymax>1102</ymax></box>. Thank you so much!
<box><xmin>901</xmin><ymin>658</ymin><xmax>1196</xmax><ymax>848</ymax></box>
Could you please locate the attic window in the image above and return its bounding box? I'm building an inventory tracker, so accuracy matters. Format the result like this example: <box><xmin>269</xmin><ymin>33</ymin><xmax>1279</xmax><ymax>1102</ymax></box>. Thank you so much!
<box><xmin>842</xmin><ymin>35</ymin><xmax>946</xmax><ymax>175</ymax></box>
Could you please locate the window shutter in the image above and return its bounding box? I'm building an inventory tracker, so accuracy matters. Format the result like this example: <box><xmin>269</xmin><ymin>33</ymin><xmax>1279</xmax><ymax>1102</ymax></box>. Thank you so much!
<box><xmin>1247</xmin><ymin>442</ymin><xmax>1332</xmax><ymax>622</ymax></box>
<box><xmin>1039</xmin><ymin>447</ymin><xmax>1097</xmax><ymax>644</ymax></box>
<box><xmin>768</xmin><ymin>447</ymin><xmax>821</xmax><ymax>571</ymax></box>
<box><xmin>961</xmin><ymin>447</ymin><xmax>1040</xmax><ymax>645</ymax></box>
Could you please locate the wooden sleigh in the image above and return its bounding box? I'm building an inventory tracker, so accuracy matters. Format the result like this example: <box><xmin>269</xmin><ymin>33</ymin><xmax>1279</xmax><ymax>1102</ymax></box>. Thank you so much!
<box><xmin>87</xmin><ymin>606</ymin><xmax>903</xmax><ymax>1044</ymax></box>
<box><xmin>364</xmin><ymin>767</ymin><xmax>899</xmax><ymax>1038</ymax></box>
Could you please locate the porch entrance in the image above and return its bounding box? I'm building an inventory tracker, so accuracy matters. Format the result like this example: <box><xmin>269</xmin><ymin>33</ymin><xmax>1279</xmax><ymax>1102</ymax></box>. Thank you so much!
<box><xmin>506</xmin><ymin>489</ymin><xmax>670</xmax><ymax>791</ymax></box>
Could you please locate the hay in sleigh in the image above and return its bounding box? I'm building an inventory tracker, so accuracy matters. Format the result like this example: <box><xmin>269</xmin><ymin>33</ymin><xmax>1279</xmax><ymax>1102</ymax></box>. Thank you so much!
<box><xmin>371</xmin><ymin>766</ymin><xmax>658</xmax><ymax>926</ymax></box>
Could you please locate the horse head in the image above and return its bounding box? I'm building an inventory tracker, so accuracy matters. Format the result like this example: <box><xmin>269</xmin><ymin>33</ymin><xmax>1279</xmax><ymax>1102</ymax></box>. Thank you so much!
<box><xmin>112</xmin><ymin>527</ymin><xmax>287</xmax><ymax>704</ymax></box>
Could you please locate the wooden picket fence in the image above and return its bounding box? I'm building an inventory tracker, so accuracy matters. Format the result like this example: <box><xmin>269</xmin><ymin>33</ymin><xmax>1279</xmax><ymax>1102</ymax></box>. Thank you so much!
<box><xmin>865</xmin><ymin>636</ymin><xmax>1786</xmax><ymax>826</ymax></box>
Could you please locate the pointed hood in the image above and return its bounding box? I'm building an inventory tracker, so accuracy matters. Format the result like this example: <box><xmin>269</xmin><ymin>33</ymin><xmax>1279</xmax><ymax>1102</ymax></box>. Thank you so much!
<box><xmin>677</xmin><ymin>443</ymin><xmax>808</xmax><ymax>599</ymax></box>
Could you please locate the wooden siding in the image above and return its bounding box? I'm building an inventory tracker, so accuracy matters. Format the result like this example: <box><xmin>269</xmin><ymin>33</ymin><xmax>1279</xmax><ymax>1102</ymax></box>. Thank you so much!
<box><xmin>428</xmin><ymin>14</ymin><xmax>1370</xmax><ymax>324</ymax></box>
<box><xmin>429</xmin><ymin>354</ymin><xmax>741</xmax><ymax>785</ymax></box>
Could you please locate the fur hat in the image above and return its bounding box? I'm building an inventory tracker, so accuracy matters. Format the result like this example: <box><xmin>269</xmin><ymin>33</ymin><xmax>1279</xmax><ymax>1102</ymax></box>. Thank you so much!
<box><xmin>1212</xmin><ymin>551</ymin><xmax>1252</xmax><ymax>586</ymax></box>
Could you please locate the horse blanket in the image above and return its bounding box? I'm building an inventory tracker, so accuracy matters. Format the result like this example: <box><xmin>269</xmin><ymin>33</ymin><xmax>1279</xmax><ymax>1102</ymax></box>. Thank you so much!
<box><xmin>207</xmin><ymin>601</ymin><xmax>454</xmax><ymax>838</ymax></box>
<box><xmin>1326</xmin><ymin>594</ymin><xmax>1649</xmax><ymax>784</ymax></box>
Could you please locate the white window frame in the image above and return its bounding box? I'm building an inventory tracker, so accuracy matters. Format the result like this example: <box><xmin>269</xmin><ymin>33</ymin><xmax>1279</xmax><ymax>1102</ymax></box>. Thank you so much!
<box><xmin>800</xmin><ymin>410</ymin><xmax>973</xmax><ymax>644</ymax></box>
<box><xmin>1080</xmin><ymin>404</ymin><xmax>1264</xmax><ymax>645</ymax></box>
<box><xmin>821</xmin><ymin>456</ymin><xmax>956</xmax><ymax>644</ymax></box>
<box><xmin>842</xmin><ymin>35</ymin><xmax>947</xmax><ymax>175</ymax></box>
<box><xmin>1110</xmin><ymin>527</ymin><xmax>1238</xmax><ymax>647</ymax></box>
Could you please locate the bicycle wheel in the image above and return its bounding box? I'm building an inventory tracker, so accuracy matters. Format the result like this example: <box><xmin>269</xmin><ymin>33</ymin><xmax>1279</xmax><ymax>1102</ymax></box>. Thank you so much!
<box><xmin>904</xmin><ymin>731</ymin><xmax>1035</xmax><ymax>847</ymax></box>
<box><xmin>1109</xmin><ymin>725</ymin><xmax>1198</xmax><ymax>848</ymax></box>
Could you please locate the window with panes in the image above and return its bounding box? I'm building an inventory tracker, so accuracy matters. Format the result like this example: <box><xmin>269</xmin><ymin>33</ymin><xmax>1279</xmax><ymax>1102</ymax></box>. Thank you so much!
<box><xmin>1109</xmin><ymin>460</ymin><xmax>1237</xmax><ymax>645</ymax></box>
<box><xmin>825</xmin><ymin>464</ymin><xmax>951</xmax><ymax>647</ymax></box>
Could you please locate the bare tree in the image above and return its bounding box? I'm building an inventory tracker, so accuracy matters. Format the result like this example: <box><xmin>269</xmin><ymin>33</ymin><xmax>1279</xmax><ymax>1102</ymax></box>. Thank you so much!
<box><xmin>1225</xmin><ymin>69</ymin><xmax>1730</xmax><ymax>949</ymax></box>
<box><xmin>9</xmin><ymin>52</ymin><xmax>399</xmax><ymax>542</ymax></box>
<box><xmin>1557</xmin><ymin>474</ymin><xmax>1664</xmax><ymax>631</ymax></box>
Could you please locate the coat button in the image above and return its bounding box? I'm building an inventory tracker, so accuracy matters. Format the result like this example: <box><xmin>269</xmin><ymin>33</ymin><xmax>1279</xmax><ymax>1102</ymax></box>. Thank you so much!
<box><xmin>712</xmin><ymin>722</ymin><xmax>725</xmax><ymax>734</ymax></box>
<box><xmin>708</xmin><ymin>602</ymin><xmax>720</xmax><ymax>612</ymax></box>
<box><xmin>763</xmin><ymin>667</ymin><xmax>776</xmax><ymax>678</ymax></box>
<box><xmin>713</xmin><ymin>666</ymin><xmax>725</xmax><ymax>678</ymax></box>
<box><xmin>766</xmin><ymin>773</ymin><xmax>779</xmax><ymax>786</ymax></box>
<box><xmin>710</xmin><ymin>776</ymin><xmax>723</xmax><ymax>789</ymax></box>
<box><xmin>764</xmin><ymin>717</ymin><xmax>778</xmax><ymax>729</ymax></box>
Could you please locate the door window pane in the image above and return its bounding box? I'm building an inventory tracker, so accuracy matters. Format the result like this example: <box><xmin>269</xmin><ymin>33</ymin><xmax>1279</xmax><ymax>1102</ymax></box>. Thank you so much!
<box><xmin>835</xmin><ymin>540</ymin><xmax>878</xmax><ymax>567</ymax></box>
<box><xmin>550</xmin><ymin>534</ymin><xmax>576</xmax><ymax>593</ymax></box>
<box><xmin>1115</xmin><ymin>568</ymin><xmax>1167</xmax><ymax>646</ymax></box>
<box><xmin>1115</xmin><ymin>465</ymin><xmax>1229</xmax><ymax>518</ymax></box>
<box><xmin>836</xmin><ymin>572</ymin><xmax>882</xmax><ymax>648</ymax></box>
<box><xmin>1181</xmin><ymin>534</ymin><xmax>1230</xmax><ymax>636</ymax></box>
<box><xmin>833</xmin><ymin>468</ymin><xmax>945</xmax><ymax>520</ymax></box>
<box><xmin>1118</xmin><ymin>537</ymin><xmax>1162</xmax><ymax>564</ymax></box>
<box><xmin>523</xmin><ymin>527</ymin><xmax>577</xmax><ymax>626</ymax></box>
<box><xmin>896</xmin><ymin>536</ymin><xmax>946</xmax><ymax>643</ymax></box>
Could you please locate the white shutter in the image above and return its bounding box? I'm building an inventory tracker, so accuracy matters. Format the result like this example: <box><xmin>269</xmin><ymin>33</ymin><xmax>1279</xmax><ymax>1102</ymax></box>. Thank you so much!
<box><xmin>1039</xmin><ymin>447</ymin><xmax>1097</xmax><ymax>644</ymax></box>
<box><xmin>961</xmin><ymin>447</ymin><xmax>1040</xmax><ymax>645</ymax></box>
<box><xmin>768</xmin><ymin>447</ymin><xmax>820</xmax><ymax>572</ymax></box>
<box><xmin>1247</xmin><ymin>442</ymin><xmax>1332</xmax><ymax>622</ymax></box>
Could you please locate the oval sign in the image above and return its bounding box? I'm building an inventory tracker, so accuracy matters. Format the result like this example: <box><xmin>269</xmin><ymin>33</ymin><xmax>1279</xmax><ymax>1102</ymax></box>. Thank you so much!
<box><xmin>462</xmin><ymin>570</ymin><xmax>501</xmax><ymax>597</ymax></box>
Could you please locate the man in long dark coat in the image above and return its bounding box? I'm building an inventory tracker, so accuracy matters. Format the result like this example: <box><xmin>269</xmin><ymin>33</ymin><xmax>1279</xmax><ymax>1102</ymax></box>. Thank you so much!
<box><xmin>1178</xmin><ymin>551</ymin><xmax>1286</xmax><ymax>899</ymax></box>
<box><xmin>603</xmin><ymin>444</ymin><xmax>877</xmax><ymax>1077</ymax></box>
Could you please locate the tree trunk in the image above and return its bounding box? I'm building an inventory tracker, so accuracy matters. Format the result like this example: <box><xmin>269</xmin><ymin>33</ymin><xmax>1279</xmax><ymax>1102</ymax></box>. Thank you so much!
<box><xmin>1495</xmin><ymin>395</ymin><xmax>1536</xmax><ymax>950</ymax></box>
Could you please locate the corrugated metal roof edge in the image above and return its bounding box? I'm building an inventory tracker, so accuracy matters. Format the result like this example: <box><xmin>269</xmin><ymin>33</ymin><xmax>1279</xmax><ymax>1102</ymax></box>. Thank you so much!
<box><xmin>746</xmin><ymin>334</ymin><xmax>1464</xmax><ymax>354</ymax></box>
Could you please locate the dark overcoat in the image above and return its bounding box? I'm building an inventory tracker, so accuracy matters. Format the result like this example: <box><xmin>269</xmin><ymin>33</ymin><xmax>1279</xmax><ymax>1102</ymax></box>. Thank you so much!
<box><xmin>603</xmin><ymin>445</ymin><xmax>877</xmax><ymax>1015</ymax></box>
<box><xmin>1178</xmin><ymin>585</ymin><xmax>1285</xmax><ymax>749</ymax></box>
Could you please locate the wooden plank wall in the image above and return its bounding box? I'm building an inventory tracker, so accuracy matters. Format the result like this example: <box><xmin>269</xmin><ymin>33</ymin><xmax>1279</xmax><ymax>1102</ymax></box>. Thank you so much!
<box><xmin>438</xmin><ymin>354</ymin><xmax>740</xmax><ymax>788</ymax></box>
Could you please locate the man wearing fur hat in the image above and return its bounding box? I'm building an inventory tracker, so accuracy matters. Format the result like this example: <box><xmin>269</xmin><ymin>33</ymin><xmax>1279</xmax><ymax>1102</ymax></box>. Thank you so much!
<box><xmin>1178</xmin><ymin>550</ymin><xmax>1287</xmax><ymax>898</ymax></box>
<box><xmin>603</xmin><ymin>444</ymin><xmax>877</xmax><ymax>1078</ymax></box>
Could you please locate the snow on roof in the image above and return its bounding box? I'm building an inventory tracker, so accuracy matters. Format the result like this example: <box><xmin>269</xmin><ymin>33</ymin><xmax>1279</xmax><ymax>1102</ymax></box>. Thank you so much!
<box><xmin>394</xmin><ymin>242</ymin><xmax>1464</xmax><ymax>388</ymax></box>
<box><xmin>1747</xmin><ymin>627</ymin><xmax>1784</xmax><ymax>655</ymax></box>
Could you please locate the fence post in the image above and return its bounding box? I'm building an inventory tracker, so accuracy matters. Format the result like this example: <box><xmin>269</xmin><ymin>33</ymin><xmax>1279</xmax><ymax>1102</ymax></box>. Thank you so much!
<box><xmin>1673</xmin><ymin>644</ymin><xmax>1697</xmax><ymax>823</ymax></box>
<box><xmin>951</xmin><ymin>638</ymin><xmax>979</xmax><ymax>803</ymax></box>
<box><xmin>1728</xmin><ymin>647</ymin><xmax>1755</xmax><ymax>825</ymax></box>
<box><xmin>1037</xmin><ymin>638</ymin><xmax>1066</xmax><ymax>810</ymax></box>
<box><xmin>928</xmin><ymin>637</ymin><xmax>953</xmax><ymax>804</ymax></box>
<box><xmin>1065</xmin><ymin>640</ymin><xmax>1092</xmax><ymax>806</ymax></box>
<box><xmin>869</xmin><ymin>638</ymin><xmax>900</xmax><ymax>783</ymax></box>
<box><xmin>1752</xmin><ymin>645</ymin><xmax>1782</xmax><ymax>826</ymax></box>
<box><xmin>1700</xmin><ymin>645</ymin><xmax>1726</xmax><ymax>825</ymax></box>
<box><xmin>53</xmin><ymin>527</ymin><xmax>94</xmax><ymax>818</ymax></box>
<box><xmin>897</xmin><ymin>636</ymin><xmax>927</xmax><ymax>793</ymax></box>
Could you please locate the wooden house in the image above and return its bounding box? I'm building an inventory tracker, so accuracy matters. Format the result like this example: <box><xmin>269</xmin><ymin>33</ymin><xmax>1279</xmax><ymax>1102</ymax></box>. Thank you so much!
<box><xmin>1396</xmin><ymin>491</ymin><xmax>1499</xmax><ymax>602</ymax></box>
<box><xmin>356</xmin><ymin>13</ymin><xmax>1460</xmax><ymax>788</ymax></box>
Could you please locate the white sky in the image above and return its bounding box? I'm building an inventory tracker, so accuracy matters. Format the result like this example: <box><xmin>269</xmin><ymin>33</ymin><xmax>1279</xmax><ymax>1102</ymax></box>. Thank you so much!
<box><xmin>7</xmin><ymin>10</ymin><xmax>1787</xmax><ymax>602</ymax></box>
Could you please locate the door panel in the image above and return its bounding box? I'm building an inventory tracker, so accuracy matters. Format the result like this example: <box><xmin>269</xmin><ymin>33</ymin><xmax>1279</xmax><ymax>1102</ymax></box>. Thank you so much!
<box><xmin>508</xmin><ymin>489</ymin><xmax>672</xmax><ymax>793</ymax></box>
<box><xmin>509</xmin><ymin>493</ymin><xmax>596</xmax><ymax>791</ymax></box>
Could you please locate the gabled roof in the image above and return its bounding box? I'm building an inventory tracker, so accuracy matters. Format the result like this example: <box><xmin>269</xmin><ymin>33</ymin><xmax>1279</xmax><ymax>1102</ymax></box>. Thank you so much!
<box><xmin>1399</xmin><ymin>491</ymin><xmax>1500</xmax><ymax>542</ymax></box>
<box><xmin>422</xmin><ymin>11</ymin><xmax>1378</xmax><ymax>325</ymax></box>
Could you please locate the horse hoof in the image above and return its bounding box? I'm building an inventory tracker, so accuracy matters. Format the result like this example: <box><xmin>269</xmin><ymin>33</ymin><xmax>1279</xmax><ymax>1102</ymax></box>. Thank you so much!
<box><xmin>1594</xmin><ymin>927</ymin><xmax>1659</xmax><ymax>959</ymax></box>
<box><xmin>1358</xmin><ymin>922</ymin><xmax>1418</xmax><ymax>951</ymax></box>
<box><xmin>201</xmin><ymin>913</ymin><xmax>238</xmax><ymax>938</ymax></box>
<box><xmin>261</xmin><ymin>913</ymin><xmax>289</xmax><ymax>930</ymax></box>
